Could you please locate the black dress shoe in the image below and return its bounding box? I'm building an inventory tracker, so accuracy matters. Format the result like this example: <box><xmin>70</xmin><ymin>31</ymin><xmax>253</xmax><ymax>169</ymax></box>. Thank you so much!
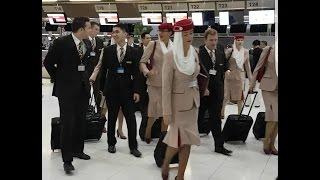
<box><xmin>73</xmin><ymin>153</ymin><xmax>91</xmax><ymax>160</ymax></box>
<box><xmin>130</xmin><ymin>149</ymin><xmax>142</xmax><ymax>157</ymax></box>
<box><xmin>108</xmin><ymin>145</ymin><xmax>116</xmax><ymax>153</ymax></box>
<box><xmin>63</xmin><ymin>162</ymin><xmax>75</xmax><ymax>174</ymax></box>
<box><xmin>223</xmin><ymin>147</ymin><xmax>233</xmax><ymax>154</ymax></box>
<box><xmin>215</xmin><ymin>148</ymin><xmax>232</xmax><ymax>156</ymax></box>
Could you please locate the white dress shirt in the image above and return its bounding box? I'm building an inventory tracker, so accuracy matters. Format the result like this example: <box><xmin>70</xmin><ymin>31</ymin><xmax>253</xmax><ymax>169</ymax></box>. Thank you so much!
<box><xmin>72</xmin><ymin>33</ymin><xmax>86</xmax><ymax>54</ymax></box>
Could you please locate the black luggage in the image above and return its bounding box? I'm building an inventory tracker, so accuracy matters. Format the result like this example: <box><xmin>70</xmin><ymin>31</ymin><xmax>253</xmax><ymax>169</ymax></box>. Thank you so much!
<box><xmin>85</xmin><ymin>90</ymin><xmax>107</xmax><ymax>140</ymax></box>
<box><xmin>222</xmin><ymin>91</ymin><xmax>258</xmax><ymax>143</ymax></box>
<box><xmin>154</xmin><ymin>131</ymin><xmax>179</xmax><ymax>167</ymax></box>
<box><xmin>253</xmin><ymin>112</ymin><xmax>266</xmax><ymax>140</ymax></box>
<box><xmin>51</xmin><ymin>117</ymin><xmax>61</xmax><ymax>151</ymax></box>
<box><xmin>198</xmin><ymin>109</ymin><xmax>210</xmax><ymax>134</ymax></box>
<box><xmin>139</xmin><ymin>118</ymin><xmax>162</xmax><ymax>141</ymax></box>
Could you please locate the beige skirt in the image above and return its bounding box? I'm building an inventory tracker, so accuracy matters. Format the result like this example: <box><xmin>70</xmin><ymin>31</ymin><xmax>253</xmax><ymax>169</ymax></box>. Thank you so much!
<box><xmin>224</xmin><ymin>71</ymin><xmax>245</xmax><ymax>101</ymax></box>
<box><xmin>262</xmin><ymin>90</ymin><xmax>278</xmax><ymax>122</ymax></box>
<box><xmin>163</xmin><ymin>103</ymin><xmax>200</xmax><ymax>149</ymax></box>
<box><xmin>147</xmin><ymin>86</ymin><xmax>163</xmax><ymax>118</ymax></box>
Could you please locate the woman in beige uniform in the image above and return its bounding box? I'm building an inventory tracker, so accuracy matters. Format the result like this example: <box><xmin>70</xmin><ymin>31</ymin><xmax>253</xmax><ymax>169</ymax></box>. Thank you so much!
<box><xmin>140</xmin><ymin>23</ymin><xmax>173</xmax><ymax>144</ymax></box>
<box><xmin>221</xmin><ymin>35</ymin><xmax>252</xmax><ymax>118</ymax></box>
<box><xmin>161</xmin><ymin>19</ymin><xmax>200</xmax><ymax>180</ymax></box>
<box><xmin>249</xmin><ymin>45</ymin><xmax>278</xmax><ymax>155</ymax></box>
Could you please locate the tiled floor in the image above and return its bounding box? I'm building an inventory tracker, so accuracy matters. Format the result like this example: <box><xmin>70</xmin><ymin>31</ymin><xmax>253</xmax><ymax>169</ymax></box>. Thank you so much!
<box><xmin>42</xmin><ymin>79</ymin><xmax>278</xmax><ymax>180</ymax></box>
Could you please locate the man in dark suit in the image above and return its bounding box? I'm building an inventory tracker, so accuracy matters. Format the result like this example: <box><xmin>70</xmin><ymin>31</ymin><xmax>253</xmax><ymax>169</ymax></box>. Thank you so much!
<box><xmin>246</xmin><ymin>39</ymin><xmax>263</xmax><ymax>107</ymax></box>
<box><xmin>251</xmin><ymin>40</ymin><xmax>263</xmax><ymax>73</ymax></box>
<box><xmin>198</xmin><ymin>28</ymin><xmax>233</xmax><ymax>156</ymax></box>
<box><xmin>99</xmin><ymin>24</ymin><xmax>142</xmax><ymax>157</ymax></box>
<box><xmin>127</xmin><ymin>33</ymin><xmax>139</xmax><ymax>48</ymax></box>
<box><xmin>84</xmin><ymin>21</ymin><xmax>104</xmax><ymax>113</ymax></box>
<box><xmin>137</xmin><ymin>32</ymin><xmax>151</xmax><ymax>141</ymax></box>
<box><xmin>44</xmin><ymin>17</ymin><xmax>92</xmax><ymax>174</ymax></box>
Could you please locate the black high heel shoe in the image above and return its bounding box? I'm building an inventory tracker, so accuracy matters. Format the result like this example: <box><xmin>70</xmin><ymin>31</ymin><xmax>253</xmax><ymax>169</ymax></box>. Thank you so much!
<box><xmin>117</xmin><ymin>130</ymin><xmax>127</xmax><ymax>139</ymax></box>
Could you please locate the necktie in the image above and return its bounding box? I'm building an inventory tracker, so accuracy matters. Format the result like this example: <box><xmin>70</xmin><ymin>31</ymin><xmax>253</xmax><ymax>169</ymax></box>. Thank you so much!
<box><xmin>78</xmin><ymin>41</ymin><xmax>84</xmax><ymax>58</ymax></box>
<box><xmin>119</xmin><ymin>47</ymin><xmax>125</xmax><ymax>63</ymax></box>
<box><xmin>91</xmin><ymin>38</ymin><xmax>96</xmax><ymax>50</ymax></box>
<box><xmin>210</xmin><ymin>50</ymin><xmax>216</xmax><ymax>67</ymax></box>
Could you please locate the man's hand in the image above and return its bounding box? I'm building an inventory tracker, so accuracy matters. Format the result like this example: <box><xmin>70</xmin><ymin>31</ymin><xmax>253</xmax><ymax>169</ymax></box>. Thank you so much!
<box><xmin>133</xmin><ymin>93</ymin><xmax>140</xmax><ymax>103</ymax></box>
<box><xmin>89</xmin><ymin>78</ymin><xmax>95</xmax><ymax>86</ymax></box>
<box><xmin>163</xmin><ymin>115</ymin><xmax>171</xmax><ymax>126</ymax></box>
<box><xmin>204</xmin><ymin>89</ymin><xmax>210</xmax><ymax>96</ymax></box>
<box><xmin>248</xmin><ymin>84</ymin><xmax>255</xmax><ymax>94</ymax></box>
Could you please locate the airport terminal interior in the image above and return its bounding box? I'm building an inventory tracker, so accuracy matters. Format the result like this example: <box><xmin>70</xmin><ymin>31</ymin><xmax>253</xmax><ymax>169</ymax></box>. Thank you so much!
<box><xmin>42</xmin><ymin>0</ymin><xmax>277</xmax><ymax>179</ymax></box>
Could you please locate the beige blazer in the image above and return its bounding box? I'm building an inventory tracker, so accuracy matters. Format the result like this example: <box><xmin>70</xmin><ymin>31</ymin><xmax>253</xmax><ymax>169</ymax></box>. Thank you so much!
<box><xmin>225</xmin><ymin>48</ymin><xmax>252</xmax><ymax>82</ymax></box>
<box><xmin>140</xmin><ymin>40</ymin><xmax>165</xmax><ymax>87</ymax></box>
<box><xmin>162</xmin><ymin>50</ymin><xmax>200</xmax><ymax>117</ymax></box>
<box><xmin>89</xmin><ymin>48</ymin><xmax>104</xmax><ymax>82</ymax></box>
<box><xmin>251</xmin><ymin>46</ymin><xmax>277</xmax><ymax>91</ymax></box>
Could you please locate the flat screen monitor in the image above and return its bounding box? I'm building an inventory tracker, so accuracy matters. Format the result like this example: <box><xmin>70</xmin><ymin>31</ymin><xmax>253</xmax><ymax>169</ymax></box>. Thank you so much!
<box><xmin>229</xmin><ymin>10</ymin><xmax>244</xmax><ymax>25</ymax></box>
<box><xmin>45</xmin><ymin>23</ymin><xmax>58</xmax><ymax>31</ymax></box>
<box><xmin>230</xmin><ymin>24</ymin><xmax>247</xmax><ymax>33</ymax></box>
<box><xmin>141</xmin><ymin>13</ymin><xmax>162</xmax><ymax>26</ymax></box>
<box><xmin>250</xmin><ymin>24</ymin><xmax>268</xmax><ymax>32</ymax></box>
<box><xmin>99</xmin><ymin>13</ymin><xmax>119</xmax><ymax>25</ymax></box>
<box><xmin>166</xmin><ymin>13</ymin><xmax>187</xmax><ymax>24</ymax></box>
<box><xmin>191</xmin><ymin>12</ymin><xmax>203</xmax><ymax>26</ymax></box>
<box><xmin>193</xmin><ymin>25</ymin><xmax>209</xmax><ymax>33</ymax></box>
<box><xmin>203</xmin><ymin>11</ymin><xmax>215</xmax><ymax>26</ymax></box>
<box><xmin>211</xmin><ymin>23</ymin><xmax>227</xmax><ymax>33</ymax></box>
<box><xmin>47</xmin><ymin>13</ymin><xmax>67</xmax><ymax>25</ymax></box>
<box><xmin>249</xmin><ymin>10</ymin><xmax>275</xmax><ymax>24</ymax></box>
<box><xmin>219</xmin><ymin>12</ymin><xmax>229</xmax><ymax>25</ymax></box>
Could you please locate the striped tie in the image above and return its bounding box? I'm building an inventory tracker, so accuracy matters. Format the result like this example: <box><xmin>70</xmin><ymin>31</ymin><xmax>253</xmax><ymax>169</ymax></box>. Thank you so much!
<box><xmin>78</xmin><ymin>41</ymin><xmax>84</xmax><ymax>58</ymax></box>
<box><xmin>119</xmin><ymin>47</ymin><xmax>125</xmax><ymax>63</ymax></box>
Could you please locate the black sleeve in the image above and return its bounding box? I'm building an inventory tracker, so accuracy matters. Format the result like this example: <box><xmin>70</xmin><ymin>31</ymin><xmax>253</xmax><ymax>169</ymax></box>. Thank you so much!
<box><xmin>43</xmin><ymin>39</ymin><xmax>61</xmax><ymax>82</ymax></box>
<box><xmin>99</xmin><ymin>47</ymin><xmax>108</xmax><ymax>92</ymax></box>
<box><xmin>132</xmin><ymin>48</ymin><xmax>142</xmax><ymax>95</ymax></box>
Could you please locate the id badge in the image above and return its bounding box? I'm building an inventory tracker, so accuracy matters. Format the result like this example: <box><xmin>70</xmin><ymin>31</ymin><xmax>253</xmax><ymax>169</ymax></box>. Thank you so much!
<box><xmin>116</xmin><ymin>67</ymin><xmax>124</xmax><ymax>74</ymax></box>
<box><xmin>209</xmin><ymin>69</ymin><xmax>217</xmax><ymax>75</ymax></box>
<box><xmin>90</xmin><ymin>51</ymin><xmax>96</xmax><ymax>57</ymax></box>
<box><xmin>78</xmin><ymin>65</ymin><xmax>85</xmax><ymax>72</ymax></box>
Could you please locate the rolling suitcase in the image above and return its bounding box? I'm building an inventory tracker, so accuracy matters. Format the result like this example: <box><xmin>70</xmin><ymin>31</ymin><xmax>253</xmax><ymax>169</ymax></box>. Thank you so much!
<box><xmin>154</xmin><ymin>131</ymin><xmax>179</xmax><ymax>167</ymax></box>
<box><xmin>51</xmin><ymin>117</ymin><xmax>61</xmax><ymax>151</ymax></box>
<box><xmin>139</xmin><ymin>118</ymin><xmax>162</xmax><ymax>141</ymax></box>
<box><xmin>253</xmin><ymin>112</ymin><xmax>266</xmax><ymax>140</ymax></box>
<box><xmin>222</xmin><ymin>91</ymin><xmax>258</xmax><ymax>143</ymax></box>
<box><xmin>85</xmin><ymin>90</ymin><xmax>107</xmax><ymax>140</ymax></box>
<box><xmin>198</xmin><ymin>109</ymin><xmax>210</xmax><ymax>135</ymax></box>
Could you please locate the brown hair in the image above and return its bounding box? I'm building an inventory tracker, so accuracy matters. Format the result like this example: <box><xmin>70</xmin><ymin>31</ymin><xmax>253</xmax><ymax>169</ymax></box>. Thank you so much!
<box><xmin>204</xmin><ymin>28</ymin><xmax>218</xmax><ymax>40</ymax></box>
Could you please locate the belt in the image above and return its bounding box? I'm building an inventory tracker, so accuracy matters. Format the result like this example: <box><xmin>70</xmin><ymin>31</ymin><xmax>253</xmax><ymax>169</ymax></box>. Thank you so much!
<box><xmin>188</xmin><ymin>80</ymin><xmax>198</xmax><ymax>88</ymax></box>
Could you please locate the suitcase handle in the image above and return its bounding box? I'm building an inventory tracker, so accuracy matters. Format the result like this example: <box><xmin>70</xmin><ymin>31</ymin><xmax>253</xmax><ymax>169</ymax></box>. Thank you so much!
<box><xmin>239</xmin><ymin>91</ymin><xmax>258</xmax><ymax>119</ymax></box>
<box><xmin>89</xmin><ymin>86</ymin><xmax>98</xmax><ymax>113</ymax></box>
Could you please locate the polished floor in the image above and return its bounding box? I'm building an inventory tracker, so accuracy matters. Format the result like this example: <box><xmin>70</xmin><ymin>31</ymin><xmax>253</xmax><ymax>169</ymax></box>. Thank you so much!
<box><xmin>42</xmin><ymin>79</ymin><xmax>278</xmax><ymax>180</ymax></box>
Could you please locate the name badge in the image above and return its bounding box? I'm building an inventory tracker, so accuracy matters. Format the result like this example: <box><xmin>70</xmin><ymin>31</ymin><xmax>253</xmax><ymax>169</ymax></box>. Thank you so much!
<box><xmin>189</xmin><ymin>80</ymin><xmax>198</xmax><ymax>87</ymax></box>
<box><xmin>90</xmin><ymin>52</ymin><xmax>96</xmax><ymax>57</ymax></box>
<box><xmin>116</xmin><ymin>67</ymin><xmax>124</xmax><ymax>74</ymax></box>
<box><xmin>126</xmin><ymin>61</ymin><xmax>132</xmax><ymax>64</ymax></box>
<box><xmin>78</xmin><ymin>65</ymin><xmax>85</xmax><ymax>72</ymax></box>
<box><xmin>209</xmin><ymin>69</ymin><xmax>217</xmax><ymax>75</ymax></box>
